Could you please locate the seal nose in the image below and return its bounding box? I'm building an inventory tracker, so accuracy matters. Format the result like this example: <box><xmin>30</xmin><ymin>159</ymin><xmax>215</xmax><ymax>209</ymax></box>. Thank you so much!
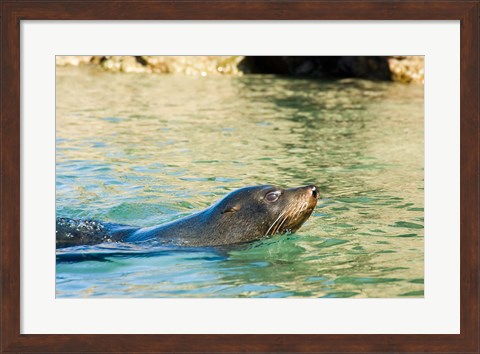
<box><xmin>308</xmin><ymin>185</ymin><xmax>318</xmax><ymax>198</ymax></box>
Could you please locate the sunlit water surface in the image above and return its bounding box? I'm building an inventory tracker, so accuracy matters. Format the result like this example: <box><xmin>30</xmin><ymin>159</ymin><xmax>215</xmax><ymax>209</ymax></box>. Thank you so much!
<box><xmin>56</xmin><ymin>67</ymin><xmax>424</xmax><ymax>298</ymax></box>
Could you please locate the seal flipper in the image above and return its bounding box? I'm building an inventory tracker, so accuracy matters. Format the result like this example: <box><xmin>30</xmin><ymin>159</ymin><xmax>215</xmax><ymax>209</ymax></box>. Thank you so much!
<box><xmin>56</xmin><ymin>217</ymin><xmax>138</xmax><ymax>249</ymax></box>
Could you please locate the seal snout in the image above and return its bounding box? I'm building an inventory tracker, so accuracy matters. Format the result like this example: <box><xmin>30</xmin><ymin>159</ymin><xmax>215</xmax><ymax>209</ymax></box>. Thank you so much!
<box><xmin>304</xmin><ymin>185</ymin><xmax>319</xmax><ymax>212</ymax></box>
<box><xmin>307</xmin><ymin>185</ymin><xmax>319</xmax><ymax>199</ymax></box>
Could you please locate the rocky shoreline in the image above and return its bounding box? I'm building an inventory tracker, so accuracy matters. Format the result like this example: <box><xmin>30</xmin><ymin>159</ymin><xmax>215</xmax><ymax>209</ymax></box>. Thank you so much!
<box><xmin>56</xmin><ymin>56</ymin><xmax>424</xmax><ymax>83</ymax></box>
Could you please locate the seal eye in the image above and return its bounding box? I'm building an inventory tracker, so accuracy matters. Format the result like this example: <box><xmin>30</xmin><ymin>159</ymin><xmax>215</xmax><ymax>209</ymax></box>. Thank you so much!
<box><xmin>265</xmin><ymin>191</ymin><xmax>281</xmax><ymax>202</ymax></box>
<box><xmin>221</xmin><ymin>206</ymin><xmax>239</xmax><ymax>214</ymax></box>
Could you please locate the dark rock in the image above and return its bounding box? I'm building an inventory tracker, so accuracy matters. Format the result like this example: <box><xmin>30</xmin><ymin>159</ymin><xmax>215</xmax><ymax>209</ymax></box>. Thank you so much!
<box><xmin>243</xmin><ymin>56</ymin><xmax>391</xmax><ymax>80</ymax></box>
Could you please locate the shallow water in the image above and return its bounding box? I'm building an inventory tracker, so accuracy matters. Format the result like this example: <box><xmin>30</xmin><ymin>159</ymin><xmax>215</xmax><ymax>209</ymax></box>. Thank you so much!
<box><xmin>56</xmin><ymin>66</ymin><xmax>424</xmax><ymax>298</ymax></box>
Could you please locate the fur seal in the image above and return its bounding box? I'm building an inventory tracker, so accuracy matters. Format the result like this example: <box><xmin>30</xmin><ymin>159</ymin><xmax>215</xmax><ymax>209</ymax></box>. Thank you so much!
<box><xmin>56</xmin><ymin>185</ymin><xmax>319</xmax><ymax>249</ymax></box>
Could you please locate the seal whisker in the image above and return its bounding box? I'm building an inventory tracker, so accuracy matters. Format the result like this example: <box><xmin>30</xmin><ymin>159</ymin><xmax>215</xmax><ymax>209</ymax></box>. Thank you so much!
<box><xmin>274</xmin><ymin>211</ymin><xmax>292</xmax><ymax>234</ymax></box>
<box><xmin>275</xmin><ymin>203</ymin><xmax>300</xmax><ymax>234</ymax></box>
<box><xmin>265</xmin><ymin>210</ymin><xmax>288</xmax><ymax>236</ymax></box>
<box><xmin>299</xmin><ymin>202</ymin><xmax>308</xmax><ymax>216</ymax></box>
<box><xmin>287</xmin><ymin>201</ymin><xmax>310</xmax><ymax>232</ymax></box>
<box><xmin>288</xmin><ymin>204</ymin><xmax>303</xmax><ymax>226</ymax></box>
<box><xmin>294</xmin><ymin>202</ymin><xmax>303</xmax><ymax>215</ymax></box>
<box><xmin>272</xmin><ymin>208</ymin><xmax>292</xmax><ymax>235</ymax></box>
<box><xmin>302</xmin><ymin>201</ymin><xmax>308</xmax><ymax>211</ymax></box>
<box><xmin>269</xmin><ymin>203</ymin><xmax>297</xmax><ymax>235</ymax></box>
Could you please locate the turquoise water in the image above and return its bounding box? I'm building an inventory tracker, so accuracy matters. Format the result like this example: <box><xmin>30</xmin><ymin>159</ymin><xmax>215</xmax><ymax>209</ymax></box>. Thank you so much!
<box><xmin>56</xmin><ymin>66</ymin><xmax>424</xmax><ymax>298</ymax></box>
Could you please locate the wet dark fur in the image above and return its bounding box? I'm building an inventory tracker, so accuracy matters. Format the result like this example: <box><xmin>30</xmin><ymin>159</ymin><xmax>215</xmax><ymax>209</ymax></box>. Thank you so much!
<box><xmin>56</xmin><ymin>185</ymin><xmax>318</xmax><ymax>249</ymax></box>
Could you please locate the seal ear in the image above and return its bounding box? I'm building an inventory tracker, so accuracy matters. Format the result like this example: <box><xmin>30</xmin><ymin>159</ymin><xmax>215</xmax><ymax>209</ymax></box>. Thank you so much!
<box><xmin>221</xmin><ymin>206</ymin><xmax>240</xmax><ymax>214</ymax></box>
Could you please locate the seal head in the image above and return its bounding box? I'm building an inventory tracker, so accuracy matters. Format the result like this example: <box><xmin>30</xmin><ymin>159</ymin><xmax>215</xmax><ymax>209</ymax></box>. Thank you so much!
<box><xmin>198</xmin><ymin>184</ymin><xmax>319</xmax><ymax>245</ymax></box>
